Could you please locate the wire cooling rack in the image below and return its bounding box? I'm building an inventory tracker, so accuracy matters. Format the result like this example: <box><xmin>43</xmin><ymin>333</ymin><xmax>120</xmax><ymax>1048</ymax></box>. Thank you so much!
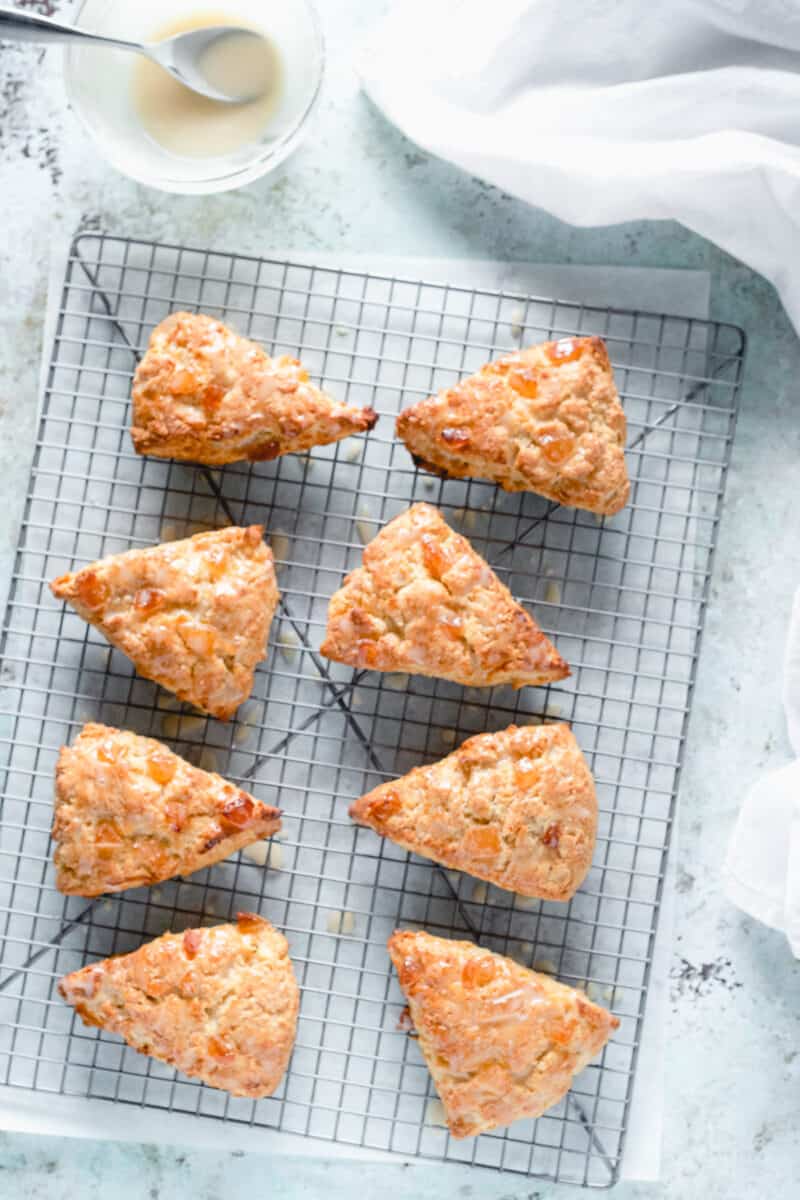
<box><xmin>0</xmin><ymin>233</ymin><xmax>744</xmax><ymax>1187</ymax></box>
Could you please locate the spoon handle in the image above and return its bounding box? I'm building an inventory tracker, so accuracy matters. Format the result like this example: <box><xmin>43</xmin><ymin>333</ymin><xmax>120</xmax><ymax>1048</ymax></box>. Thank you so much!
<box><xmin>0</xmin><ymin>5</ymin><xmax>141</xmax><ymax>52</ymax></box>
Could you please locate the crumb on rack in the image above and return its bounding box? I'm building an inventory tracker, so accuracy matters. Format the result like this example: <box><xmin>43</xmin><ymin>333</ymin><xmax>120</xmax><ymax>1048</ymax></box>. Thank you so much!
<box><xmin>242</xmin><ymin>841</ymin><xmax>269</xmax><ymax>867</ymax></box>
<box><xmin>267</xmin><ymin>843</ymin><xmax>284</xmax><ymax>870</ymax></box>
<box><xmin>471</xmin><ymin>881</ymin><xmax>488</xmax><ymax>904</ymax></box>
<box><xmin>345</xmin><ymin>443</ymin><xmax>362</xmax><ymax>463</ymax></box>
<box><xmin>355</xmin><ymin>505</ymin><xmax>374</xmax><ymax>545</ymax></box>
<box><xmin>515</xmin><ymin>893</ymin><xmax>537</xmax><ymax>910</ymax></box>
<box><xmin>534</xmin><ymin>957</ymin><xmax>557</xmax><ymax>975</ymax></box>
<box><xmin>544</xmin><ymin>580</ymin><xmax>561</xmax><ymax>605</ymax></box>
<box><xmin>326</xmin><ymin>910</ymin><xmax>355</xmax><ymax>935</ymax></box>
<box><xmin>277</xmin><ymin>630</ymin><xmax>300</xmax><ymax>663</ymax></box>
<box><xmin>509</xmin><ymin>305</ymin><xmax>525</xmax><ymax>338</ymax></box>
<box><xmin>425</xmin><ymin>1098</ymin><xmax>447</xmax><ymax>1127</ymax></box>
<box><xmin>385</xmin><ymin>673</ymin><xmax>409</xmax><ymax>690</ymax></box>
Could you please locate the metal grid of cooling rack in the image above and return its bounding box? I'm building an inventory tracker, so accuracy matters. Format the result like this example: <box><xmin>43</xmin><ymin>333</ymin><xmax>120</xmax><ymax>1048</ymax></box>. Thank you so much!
<box><xmin>0</xmin><ymin>233</ymin><xmax>744</xmax><ymax>1187</ymax></box>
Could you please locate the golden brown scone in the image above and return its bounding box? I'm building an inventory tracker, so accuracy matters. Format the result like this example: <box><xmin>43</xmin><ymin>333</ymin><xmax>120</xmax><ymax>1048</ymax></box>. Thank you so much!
<box><xmin>50</xmin><ymin>526</ymin><xmax>277</xmax><ymax>720</ymax></box>
<box><xmin>59</xmin><ymin>913</ymin><xmax>298</xmax><ymax>1098</ymax></box>
<box><xmin>351</xmin><ymin>724</ymin><xmax>595</xmax><ymax>901</ymax></box>
<box><xmin>320</xmin><ymin>503</ymin><xmax>568</xmax><ymax>688</ymax></box>
<box><xmin>388</xmin><ymin>929</ymin><xmax>618</xmax><ymax>1138</ymax></box>
<box><xmin>396</xmin><ymin>336</ymin><xmax>629</xmax><ymax>516</ymax></box>
<box><xmin>53</xmin><ymin>723</ymin><xmax>281</xmax><ymax>896</ymax></box>
<box><xmin>131</xmin><ymin>311</ymin><xmax>377</xmax><ymax>464</ymax></box>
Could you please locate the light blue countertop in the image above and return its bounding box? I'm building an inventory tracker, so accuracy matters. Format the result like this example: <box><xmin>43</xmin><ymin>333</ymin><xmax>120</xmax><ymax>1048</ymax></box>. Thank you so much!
<box><xmin>1</xmin><ymin>2</ymin><xmax>799</xmax><ymax>1198</ymax></box>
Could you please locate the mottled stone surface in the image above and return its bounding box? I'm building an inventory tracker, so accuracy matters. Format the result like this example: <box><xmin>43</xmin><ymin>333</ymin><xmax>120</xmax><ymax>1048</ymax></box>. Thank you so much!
<box><xmin>1</xmin><ymin>1</ymin><xmax>799</xmax><ymax>1198</ymax></box>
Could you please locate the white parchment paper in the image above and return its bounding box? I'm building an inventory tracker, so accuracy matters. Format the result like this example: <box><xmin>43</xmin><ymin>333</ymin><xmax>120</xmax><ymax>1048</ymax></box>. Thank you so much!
<box><xmin>0</xmin><ymin>248</ymin><xmax>710</xmax><ymax>1183</ymax></box>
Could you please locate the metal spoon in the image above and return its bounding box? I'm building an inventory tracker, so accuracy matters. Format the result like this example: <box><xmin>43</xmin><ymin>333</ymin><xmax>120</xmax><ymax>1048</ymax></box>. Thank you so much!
<box><xmin>0</xmin><ymin>5</ymin><xmax>267</xmax><ymax>103</ymax></box>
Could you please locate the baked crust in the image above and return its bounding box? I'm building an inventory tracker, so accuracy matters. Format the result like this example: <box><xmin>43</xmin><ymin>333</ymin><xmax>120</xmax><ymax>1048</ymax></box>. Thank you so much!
<box><xmin>396</xmin><ymin>336</ymin><xmax>629</xmax><ymax>516</ymax></box>
<box><xmin>320</xmin><ymin>503</ymin><xmax>568</xmax><ymax>688</ymax></box>
<box><xmin>53</xmin><ymin>723</ymin><xmax>281</xmax><ymax>896</ymax></box>
<box><xmin>131</xmin><ymin>311</ymin><xmax>377</xmax><ymax>464</ymax></box>
<box><xmin>50</xmin><ymin>525</ymin><xmax>277</xmax><ymax>720</ymax></box>
<box><xmin>351</xmin><ymin>723</ymin><xmax>595</xmax><ymax>901</ymax></box>
<box><xmin>388</xmin><ymin>929</ymin><xmax>618</xmax><ymax>1138</ymax></box>
<box><xmin>59</xmin><ymin>913</ymin><xmax>298</xmax><ymax>1098</ymax></box>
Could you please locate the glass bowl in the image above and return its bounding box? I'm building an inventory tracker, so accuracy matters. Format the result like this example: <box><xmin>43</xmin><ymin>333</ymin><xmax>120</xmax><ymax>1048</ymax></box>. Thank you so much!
<box><xmin>64</xmin><ymin>0</ymin><xmax>324</xmax><ymax>194</ymax></box>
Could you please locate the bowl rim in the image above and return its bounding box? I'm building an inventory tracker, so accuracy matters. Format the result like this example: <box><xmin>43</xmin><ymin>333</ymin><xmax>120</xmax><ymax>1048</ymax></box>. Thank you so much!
<box><xmin>63</xmin><ymin>0</ymin><xmax>325</xmax><ymax>194</ymax></box>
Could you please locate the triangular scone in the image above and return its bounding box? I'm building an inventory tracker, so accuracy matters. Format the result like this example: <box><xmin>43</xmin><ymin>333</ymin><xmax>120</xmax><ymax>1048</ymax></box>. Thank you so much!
<box><xmin>50</xmin><ymin>525</ymin><xmax>277</xmax><ymax>719</ymax></box>
<box><xmin>388</xmin><ymin>930</ymin><xmax>618</xmax><ymax>1138</ymax></box>
<box><xmin>131</xmin><ymin>311</ymin><xmax>377</xmax><ymax>464</ymax></box>
<box><xmin>53</xmin><ymin>723</ymin><xmax>282</xmax><ymax>896</ymax></box>
<box><xmin>396</xmin><ymin>336</ymin><xmax>629</xmax><ymax>516</ymax></box>
<box><xmin>320</xmin><ymin>503</ymin><xmax>568</xmax><ymax>688</ymax></box>
<box><xmin>59</xmin><ymin>914</ymin><xmax>298</xmax><ymax>1098</ymax></box>
<box><xmin>352</xmin><ymin>724</ymin><xmax>595</xmax><ymax>901</ymax></box>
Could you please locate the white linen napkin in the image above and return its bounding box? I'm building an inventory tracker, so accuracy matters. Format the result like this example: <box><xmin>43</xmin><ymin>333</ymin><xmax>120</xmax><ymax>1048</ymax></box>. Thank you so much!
<box><xmin>359</xmin><ymin>0</ymin><xmax>800</xmax><ymax>334</ymax></box>
<box><xmin>724</xmin><ymin>586</ymin><xmax>800</xmax><ymax>956</ymax></box>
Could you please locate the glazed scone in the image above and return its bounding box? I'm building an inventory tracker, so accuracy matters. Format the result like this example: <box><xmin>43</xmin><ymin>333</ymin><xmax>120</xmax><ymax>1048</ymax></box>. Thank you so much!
<box><xmin>396</xmin><ymin>336</ymin><xmax>629</xmax><ymax>516</ymax></box>
<box><xmin>59</xmin><ymin>914</ymin><xmax>298</xmax><ymax>1098</ymax></box>
<box><xmin>131</xmin><ymin>311</ymin><xmax>377</xmax><ymax>464</ymax></box>
<box><xmin>351</xmin><ymin>724</ymin><xmax>595</xmax><ymax>901</ymax></box>
<box><xmin>50</xmin><ymin>525</ymin><xmax>277</xmax><ymax>720</ymax></box>
<box><xmin>320</xmin><ymin>503</ymin><xmax>568</xmax><ymax>688</ymax></box>
<box><xmin>388</xmin><ymin>929</ymin><xmax>618</xmax><ymax>1138</ymax></box>
<box><xmin>53</xmin><ymin>723</ymin><xmax>281</xmax><ymax>896</ymax></box>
